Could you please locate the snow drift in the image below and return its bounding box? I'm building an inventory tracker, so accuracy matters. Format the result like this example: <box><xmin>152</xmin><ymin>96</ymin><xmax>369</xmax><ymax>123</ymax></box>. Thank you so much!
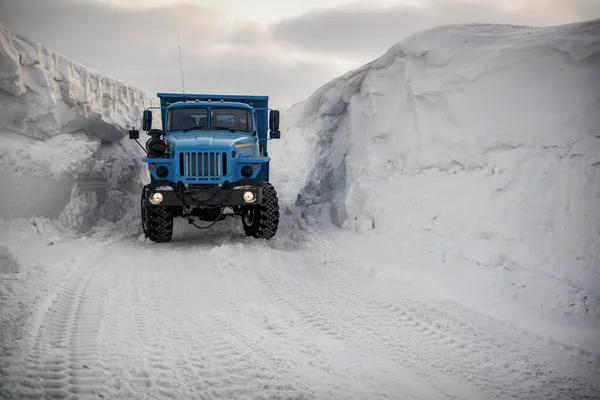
<box><xmin>0</xmin><ymin>22</ymin><xmax>155</xmax><ymax>231</ymax></box>
<box><xmin>289</xmin><ymin>20</ymin><xmax>600</xmax><ymax>317</ymax></box>
<box><xmin>0</xmin><ymin>243</ymin><xmax>19</xmax><ymax>273</ymax></box>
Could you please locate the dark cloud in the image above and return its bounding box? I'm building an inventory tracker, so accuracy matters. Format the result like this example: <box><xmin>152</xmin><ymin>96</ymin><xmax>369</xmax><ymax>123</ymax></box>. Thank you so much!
<box><xmin>271</xmin><ymin>0</ymin><xmax>600</xmax><ymax>59</ymax></box>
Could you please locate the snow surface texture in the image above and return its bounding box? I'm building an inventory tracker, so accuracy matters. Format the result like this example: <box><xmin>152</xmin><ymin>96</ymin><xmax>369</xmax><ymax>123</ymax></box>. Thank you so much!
<box><xmin>1</xmin><ymin>219</ymin><xmax>599</xmax><ymax>400</ymax></box>
<box><xmin>293</xmin><ymin>20</ymin><xmax>600</xmax><ymax>318</ymax></box>
<box><xmin>0</xmin><ymin>22</ymin><xmax>156</xmax><ymax>231</ymax></box>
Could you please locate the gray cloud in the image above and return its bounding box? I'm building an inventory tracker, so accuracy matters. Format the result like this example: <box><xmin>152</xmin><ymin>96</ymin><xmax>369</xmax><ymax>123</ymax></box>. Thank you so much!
<box><xmin>271</xmin><ymin>0</ymin><xmax>600</xmax><ymax>60</ymax></box>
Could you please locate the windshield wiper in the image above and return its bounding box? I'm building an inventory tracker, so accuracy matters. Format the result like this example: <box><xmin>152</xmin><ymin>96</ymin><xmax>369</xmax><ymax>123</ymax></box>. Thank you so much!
<box><xmin>211</xmin><ymin>126</ymin><xmax>237</xmax><ymax>133</ymax></box>
<box><xmin>181</xmin><ymin>126</ymin><xmax>206</xmax><ymax>132</ymax></box>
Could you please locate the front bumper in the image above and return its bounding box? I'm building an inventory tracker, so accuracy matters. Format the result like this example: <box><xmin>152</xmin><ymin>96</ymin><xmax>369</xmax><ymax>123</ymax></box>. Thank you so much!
<box><xmin>144</xmin><ymin>181</ymin><xmax>263</xmax><ymax>207</ymax></box>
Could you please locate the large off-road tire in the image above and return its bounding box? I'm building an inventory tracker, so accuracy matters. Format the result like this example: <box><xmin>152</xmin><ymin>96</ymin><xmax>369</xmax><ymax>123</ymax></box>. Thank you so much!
<box><xmin>141</xmin><ymin>188</ymin><xmax>173</xmax><ymax>243</ymax></box>
<box><xmin>242</xmin><ymin>182</ymin><xmax>279</xmax><ymax>239</ymax></box>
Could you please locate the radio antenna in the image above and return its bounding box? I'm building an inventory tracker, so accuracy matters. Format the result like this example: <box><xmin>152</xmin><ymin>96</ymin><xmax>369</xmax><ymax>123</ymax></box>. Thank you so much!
<box><xmin>177</xmin><ymin>32</ymin><xmax>187</xmax><ymax>101</ymax></box>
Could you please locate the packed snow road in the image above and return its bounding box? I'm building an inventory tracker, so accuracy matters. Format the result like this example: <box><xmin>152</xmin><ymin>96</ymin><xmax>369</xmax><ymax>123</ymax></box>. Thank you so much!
<box><xmin>1</xmin><ymin>218</ymin><xmax>598</xmax><ymax>400</ymax></box>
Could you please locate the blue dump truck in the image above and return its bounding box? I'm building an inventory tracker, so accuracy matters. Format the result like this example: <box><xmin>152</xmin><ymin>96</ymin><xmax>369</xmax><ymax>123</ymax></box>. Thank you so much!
<box><xmin>128</xmin><ymin>93</ymin><xmax>281</xmax><ymax>243</ymax></box>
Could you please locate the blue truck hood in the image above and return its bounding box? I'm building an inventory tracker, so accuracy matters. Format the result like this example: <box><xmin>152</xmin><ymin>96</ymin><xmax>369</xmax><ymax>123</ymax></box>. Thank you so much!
<box><xmin>166</xmin><ymin>131</ymin><xmax>252</xmax><ymax>149</ymax></box>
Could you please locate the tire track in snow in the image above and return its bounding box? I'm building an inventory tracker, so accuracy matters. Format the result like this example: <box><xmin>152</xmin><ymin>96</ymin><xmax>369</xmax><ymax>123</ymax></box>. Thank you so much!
<box><xmin>256</xmin><ymin>247</ymin><xmax>600</xmax><ymax>400</ymax></box>
<box><xmin>320</xmin><ymin>235</ymin><xmax>600</xmax><ymax>398</ymax></box>
<box><xmin>119</xmin><ymin>242</ymin><xmax>314</xmax><ymax>399</ymax></box>
<box><xmin>125</xmin><ymin>256</ymin><xmax>156</xmax><ymax>397</ymax></box>
<box><xmin>129</xmin><ymin>250</ymin><xmax>182</xmax><ymax>399</ymax></box>
<box><xmin>5</xmin><ymin>242</ymin><xmax>121</xmax><ymax>399</ymax></box>
<box><xmin>194</xmin><ymin>316</ymin><xmax>311</xmax><ymax>399</ymax></box>
<box><xmin>357</xmin><ymin>294</ymin><xmax>600</xmax><ymax>399</ymax></box>
<box><xmin>97</xmin><ymin>251</ymin><xmax>149</xmax><ymax>399</ymax></box>
<box><xmin>8</xmin><ymin>227</ymin><xmax>596</xmax><ymax>399</ymax></box>
<box><xmin>255</xmin><ymin>267</ymin><xmax>449</xmax><ymax>400</ymax></box>
<box><xmin>178</xmin><ymin>249</ymin><xmax>313</xmax><ymax>400</ymax></box>
<box><xmin>209</xmin><ymin>313</ymin><xmax>317</xmax><ymax>399</ymax></box>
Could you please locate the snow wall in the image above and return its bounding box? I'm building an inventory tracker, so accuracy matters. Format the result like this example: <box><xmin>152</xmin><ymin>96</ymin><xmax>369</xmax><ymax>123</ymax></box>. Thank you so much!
<box><xmin>288</xmin><ymin>20</ymin><xmax>600</xmax><ymax>316</ymax></box>
<box><xmin>0</xmin><ymin>22</ymin><xmax>157</xmax><ymax>231</ymax></box>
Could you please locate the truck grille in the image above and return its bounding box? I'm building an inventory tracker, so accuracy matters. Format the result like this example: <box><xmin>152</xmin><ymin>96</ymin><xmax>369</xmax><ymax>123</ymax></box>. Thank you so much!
<box><xmin>178</xmin><ymin>152</ymin><xmax>227</xmax><ymax>180</ymax></box>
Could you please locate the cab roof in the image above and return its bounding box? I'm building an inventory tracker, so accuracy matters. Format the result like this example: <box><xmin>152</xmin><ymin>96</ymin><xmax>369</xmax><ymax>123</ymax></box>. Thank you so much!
<box><xmin>166</xmin><ymin>100</ymin><xmax>253</xmax><ymax>110</ymax></box>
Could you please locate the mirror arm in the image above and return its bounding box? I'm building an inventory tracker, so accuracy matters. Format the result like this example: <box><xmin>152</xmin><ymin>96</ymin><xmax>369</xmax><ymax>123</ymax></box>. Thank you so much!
<box><xmin>134</xmin><ymin>139</ymin><xmax>149</xmax><ymax>155</ymax></box>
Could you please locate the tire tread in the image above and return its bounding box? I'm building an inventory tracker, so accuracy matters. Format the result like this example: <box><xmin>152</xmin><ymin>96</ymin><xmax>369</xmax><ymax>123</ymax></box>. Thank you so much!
<box><xmin>242</xmin><ymin>182</ymin><xmax>279</xmax><ymax>239</ymax></box>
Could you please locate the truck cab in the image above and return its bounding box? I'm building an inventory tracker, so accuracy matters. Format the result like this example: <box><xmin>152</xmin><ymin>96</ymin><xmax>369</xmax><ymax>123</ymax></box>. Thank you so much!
<box><xmin>129</xmin><ymin>93</ymin><xmax>281</xmax><ymax>243</ymax></box>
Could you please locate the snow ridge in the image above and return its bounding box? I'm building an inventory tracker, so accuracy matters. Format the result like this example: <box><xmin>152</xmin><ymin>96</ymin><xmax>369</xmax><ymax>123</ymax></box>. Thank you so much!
<box><xmin>291</xmin><ymin>20</ymin><xmax>600</xmax><ymax>316</ymax></box>
<box><xmin>0</xmin><ymin>23</ymin><xmax>151</xmax><ymax>140</ymax></box>
<box><xmin>0</xmin><ymin>22</ymin><xmax>156</xmax><ymax>230</ymax></box>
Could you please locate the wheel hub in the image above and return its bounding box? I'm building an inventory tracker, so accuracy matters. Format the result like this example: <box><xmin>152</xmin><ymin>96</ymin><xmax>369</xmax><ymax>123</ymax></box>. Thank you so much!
<box><xmin>243</xmin><ymin>208</ymin><xmax>255</xmax><ymax>225</ymax></box>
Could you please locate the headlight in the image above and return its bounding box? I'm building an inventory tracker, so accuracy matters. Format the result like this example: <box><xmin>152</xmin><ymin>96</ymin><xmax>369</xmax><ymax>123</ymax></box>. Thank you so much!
<box><xmin>156</xmin><ymin>166</ymin><xmax>169</xmax><ymax>178</ymax></box>
<box><xmin>151</xmin><ymin>192</ymin><xmax>163</xmax><ymax>204</ymax></box>
<box><xmin>243</xmin><ymin>191</ymin><xmax>255</xmax><ymax>202</ymax></box>
<box><xmin>241</xmin><ymin>166</ymin><xmax>253</xmax><ymax>178</ymax></box>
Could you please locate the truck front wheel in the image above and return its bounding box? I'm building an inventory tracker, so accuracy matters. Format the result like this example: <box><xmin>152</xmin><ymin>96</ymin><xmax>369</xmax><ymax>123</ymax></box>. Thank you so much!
<box><xmin>242</xmin><ymin>182</ymin><xmax>279</xmax><ymax>239</ymax></box>
<box><xmin>141</xmin><ymin>188</ymin><xmax>173</xmax><ymax>243</ymax></box>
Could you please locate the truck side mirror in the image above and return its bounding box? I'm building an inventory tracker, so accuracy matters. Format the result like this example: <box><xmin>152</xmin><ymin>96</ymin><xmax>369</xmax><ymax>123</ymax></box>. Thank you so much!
<box><xmin>128</xmin><ymin>128</ymin><xmax>139</xmax><ymax>139</ymax></box>
<box><xmin>269</xmin><ymin>109</ymin><xmax>280</xmax><ymax>139</ymax></box>
<box><xmin>142</xmin><ymin>110</ymin><xmax>152</xmax><ymax>131</ymax></box>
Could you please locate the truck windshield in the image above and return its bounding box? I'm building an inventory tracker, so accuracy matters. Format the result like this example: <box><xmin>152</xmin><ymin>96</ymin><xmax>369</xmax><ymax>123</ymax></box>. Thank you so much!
<box><xmin>167</xmin><ymin>108</ymin><xmax>208</xmax><ymax>131</ymax></box>
<box><xmin>211</xmin><ymin>108</ymin><xmax>251</xmax><ymax>132</ymax></box>
<box><xmin>166</xmin><ymin>107</ymin><xmax>252</xmax><ymax>132</ymax></box>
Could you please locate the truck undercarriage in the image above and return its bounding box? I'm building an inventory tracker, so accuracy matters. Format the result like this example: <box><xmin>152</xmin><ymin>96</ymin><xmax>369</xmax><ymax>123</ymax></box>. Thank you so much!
<box><xmin>141</xmin><ymin>180</ymin><xmax>279</xmax><ymax>243</ymax></box>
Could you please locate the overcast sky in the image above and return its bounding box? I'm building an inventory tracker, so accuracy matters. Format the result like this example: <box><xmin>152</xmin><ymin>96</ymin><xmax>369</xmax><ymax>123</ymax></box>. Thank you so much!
<box><xmin>1</xmin><ymin>0</ymin><xmax>598</xmax><ymax>109</ymax></box>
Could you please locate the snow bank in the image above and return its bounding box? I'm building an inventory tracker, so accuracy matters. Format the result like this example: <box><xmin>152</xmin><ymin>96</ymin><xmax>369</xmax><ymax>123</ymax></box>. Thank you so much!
<box><xmin>0</xmin><ymin>22</ymin><xmax>155</xmax><ymax>231</ymax></box>
<box><xmin>0</xmin><ymin>243</ymin><xmax>19</xmax><ymax>273</ymax></box>
<box><xmin>291</xmin><ymin>20</ymin><xmax>600</xmax><ymax>317</ymax></box>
